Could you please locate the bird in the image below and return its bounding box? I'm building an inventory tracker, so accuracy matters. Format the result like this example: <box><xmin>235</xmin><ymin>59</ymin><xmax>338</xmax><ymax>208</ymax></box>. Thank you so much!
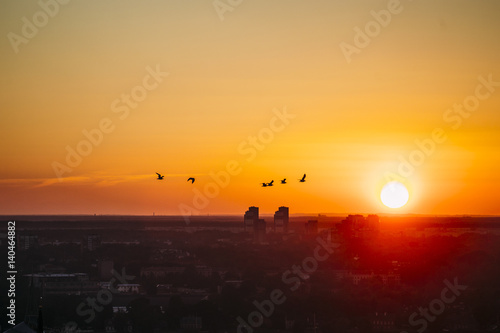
<box><xmin>187</xmin><ymin>177</ymin><xmax>195</xmax><ymax>184</ymax></box>
<box><xmin>281</xmin><ymin>178</ymin><xmax>287</xmax><ymax>184</ymax></box>
<box><xmin>261</xmin><ymin>183</ymin><xmax>268</xmax><ymax>187</ymax></box>
<box><xmin>267</xmin><ymin>180</ymin><xmax>274</xmax><ymax>186</ymax></box>
<box><xmin>299</xmin><ymin>174</ymin><xmax>306</xmax><ymax>182</ymax></box>
<box><xmin>156</xmin><ymin>173</ymin><xmax>164</xmax><ymax>180</ymax></box>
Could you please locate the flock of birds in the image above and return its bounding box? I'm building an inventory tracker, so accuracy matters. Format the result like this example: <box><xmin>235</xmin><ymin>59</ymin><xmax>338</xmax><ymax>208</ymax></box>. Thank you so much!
<box><xmin>155</xmin><ymin>173</ymin><xmax>195</xmax><ymax>183</ymax></box>
<box><xmin>155</xmin><ymin>172</ymin><xmax>306</xmax><ymax>187</ymax></box>
<box><xmin>261</xmin><ymin>174</ymin><xmax>306</xmax><ymax>187</ymax></box>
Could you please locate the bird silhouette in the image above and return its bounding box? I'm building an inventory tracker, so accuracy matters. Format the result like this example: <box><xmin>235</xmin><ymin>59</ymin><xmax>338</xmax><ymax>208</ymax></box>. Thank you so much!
<box><xmin>156</xmin><ymin>173</ymin><xmax>164</xmax><ymax>180</ymax></box>
<box><xmin>267</xmin><ymin>180</ymin><xmax>274</xmax><ymax>186</ymax></box>
<box><xmin>281</xmin><ymin>178</ymin><xmax>287</xmax><ymax>184</ymax></box>
<box><xmin>299</xmin><ymin>174</ymin><xmax>306</xmax><ymax>182</ymax></box>
<box><xmin>187</xmin><ymin>177</ymin><xmax>195</xmax><ymax>184</ymax></box>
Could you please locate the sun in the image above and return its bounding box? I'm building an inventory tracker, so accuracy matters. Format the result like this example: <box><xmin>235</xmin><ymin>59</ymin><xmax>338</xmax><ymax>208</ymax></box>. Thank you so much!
<box><xmin>380</xmin><ymin>181</ymin><xmax>409</xmax><ymax>208</ymax></box>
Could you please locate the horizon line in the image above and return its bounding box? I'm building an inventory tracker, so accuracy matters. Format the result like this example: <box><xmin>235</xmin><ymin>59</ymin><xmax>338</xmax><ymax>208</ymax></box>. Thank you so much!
<box><xmin>1</xmin><ymin>213</ymin><xmax>500</xmax><ymax>218</ymax></box>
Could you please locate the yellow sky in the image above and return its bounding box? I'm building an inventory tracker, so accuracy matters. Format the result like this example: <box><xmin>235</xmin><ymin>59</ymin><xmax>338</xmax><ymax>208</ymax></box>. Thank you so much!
<box><xmin>1</xmin><ymin>0</ymin><xmax>499</xmax><ymax>215</ymax></box>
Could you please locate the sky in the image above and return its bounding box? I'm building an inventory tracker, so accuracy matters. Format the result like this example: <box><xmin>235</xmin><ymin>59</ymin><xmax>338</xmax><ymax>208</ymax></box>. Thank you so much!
<box><xmin>1</xmin><ymin>0</ymin><xmax>499</xmax><ymax>215</ymax></box>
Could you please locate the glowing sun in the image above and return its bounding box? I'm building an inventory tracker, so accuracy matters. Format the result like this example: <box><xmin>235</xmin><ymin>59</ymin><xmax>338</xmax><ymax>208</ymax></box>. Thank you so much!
<box><xmin>380</xmin><ymin>181</ymin><xmax>409</xmax><ymax>208</ymax></box>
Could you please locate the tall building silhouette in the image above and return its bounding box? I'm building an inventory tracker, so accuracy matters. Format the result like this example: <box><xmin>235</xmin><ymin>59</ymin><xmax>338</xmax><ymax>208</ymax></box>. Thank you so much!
<box><xmin>345</xmin><ymin>214</ymin><xmax>365</xmax><ymax>229</ymax></box>
<box><xmin>366</xmin><ymin>214</ymin><xmax>380</xmax><ymax>231</ymax></box>
<box><xmin>254</xmin><ymin>219</ymin><xmax>267</xmax><ymax>244</ymax></box>
<box><xmin>305</xmin><ymin>220</ymin><xmax>318</xmax><ymax>235</ymax></box>
<box><xmin>244</xmin><ymin>206</ymin><xmax>259</xmax><ymax>232</ymax></box>
<box><xmin>340</xmin><ymin>214</ymin><xmax>380</xmax><ymax>232</ymax></box>
<box><xmin>274</xmin><ymin>206</ymin><xmax>289</xmax><ymax>233</ymax></box>
<box><xmin>334</xmin><ymin>214</ymin><xmax>380</xmax><ymax>240</ymax></box>
<box><xmin>17</xmin><ymin>235</ymin><xmax>39</xmax><ymax>251</ymax></box>
<box><xmin>82</xmin><ymin>234</ymin><xmax>101</xmax><ymax>252</ymax></box>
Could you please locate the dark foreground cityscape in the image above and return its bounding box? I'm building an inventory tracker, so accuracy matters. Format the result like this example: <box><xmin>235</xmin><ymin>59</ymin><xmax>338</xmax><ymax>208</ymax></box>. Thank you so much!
<box><xmin>2</xmin><ymin>211</ymin><xmax>500</xmax><ymax>333</ymax></box>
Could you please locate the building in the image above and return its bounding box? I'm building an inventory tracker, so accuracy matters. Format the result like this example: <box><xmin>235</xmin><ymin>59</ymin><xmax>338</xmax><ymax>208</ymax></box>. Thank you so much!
<box><xmin>366</xmin><ymin>214</ymin><xmax>381</xmax><ymax>231</ymax></box>
<box><xmin>180</xmin><ymin>316</ymin><xmax>202</xmax><ymax>331</ymax></box>
<box><xmin>370</xmin><ymin>312</ymin><xmax>396</xmax><ymax>332</ymax></box>
<box><xmin>333</xmin><ymin>270</ymin><xmax>400</xmax><ymax>286</ymax></box>
<box><xmin>99</xmin><ymin>282</ymin><xmax>142</xmax><ymax>294</ymax></box>
<box><xmin>305</xmin><ymin>220</ymin><xmax>318</xmax><ymax>235</ymax></box>
<box><xmin>98</xmin><ymin>260</ymin><xmax>114</xmax><ymax>280</ymax></box>
<box><xmin>156</xmin><ymin>284</ymin><xmax>174</xmax><ymax>295</ymax></box>
<box><xmin>442</xmin><ymin>310</ymin><xmax>477</xmax><ymax>331</ymax></box>
<box><xmin>244</xmin><ymin>206</ymin><xmax>259</xmax><ymax>232</ymax></box>
<box><xmin>140</xmin><ymin>266</ymin><xmax>223</xmax><ymax>279</ymax></box>
<box><xmin>274</xmin><ymin>206</ymin><xmax>289</xmax><ymax>233</ymax></box>
<box><xmin>116</xmin><ymin>284</ymin><xmax>141</xmax><ymax>294</ymax></box>
<box><xmin>82</xmin><ymin>234</ymin><xmax>101</xmax><ymax>252</ymax></box>
<box><xmin>195</xmin><ymin>265</ymin><xmax>213</xmax><ymax>277</ymax></box>
<box><xmin>17</xmin><ymin>235</ymin><xmax>39</xmax><ymax>251</ymax></box>
<box><xmin>344</xmin><ymin>214</ymin><xmax>366</xmax><ymax>229</ymax></box>
<box><xmin>253</xmin><ymin>219</ymin><xmax>267</xmax><ymax>244</ymax></box>
<box><xmin>340</xmin><ymin>214</ymin><xmax>380</xmax><ymax>232</ymax></box>
<box><xmin>335</xmin><ymin>214</ymin><xmax>380</xmax><ymax>240</ymax></box>
<box><xmin>141</xmin><ymin>266</ymin><xmax>186</xmax><ymax>278</ymax></box>
<box><xmin>24</xmin><ymin>273</ymin><xmax>100</xmax><ymax>295</ymax></box>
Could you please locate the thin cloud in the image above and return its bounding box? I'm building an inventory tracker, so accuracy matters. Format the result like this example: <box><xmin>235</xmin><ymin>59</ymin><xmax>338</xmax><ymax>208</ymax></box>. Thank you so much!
<box><xmin>0</xmin><ymin>172</ymin><xmax>206</xmax><ymax>188</ymax></box>
<box><xmin>0</xmin><ymin>176</ymin><xmax>91</xmax><ymax>188</ymax></box>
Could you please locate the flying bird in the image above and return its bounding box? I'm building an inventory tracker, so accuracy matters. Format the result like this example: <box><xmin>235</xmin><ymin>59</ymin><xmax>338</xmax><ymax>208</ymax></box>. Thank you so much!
<box><xmin>267</xmin><ymin>180</ymin><xmax>274</xmax><ymax>186</ymax></box>
<box><xmin>299</xmin><ymin>174</ymin><xmax>306</xmax><ymax>182</ymax></box>
<box><xmin>281</xmin><ymin>178</ymin><xmax>287</xmax><ymax>184</ymax></box>
<box><xmin>187</xmin><ymin>177</ymin><xmax>195</xmax><ymax>184</ymax></box>
<box><xmin>156</xmin><ymin>173</ymin><xmax>164</xmax><ymax>180</ymax></box>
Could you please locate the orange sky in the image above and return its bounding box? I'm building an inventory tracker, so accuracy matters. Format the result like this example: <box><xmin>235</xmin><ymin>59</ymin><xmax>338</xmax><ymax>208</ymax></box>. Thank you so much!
<box><xmin>1</xmin><ymin>0</ymin><xmax>499</xmax><ymax>215</ymax></box>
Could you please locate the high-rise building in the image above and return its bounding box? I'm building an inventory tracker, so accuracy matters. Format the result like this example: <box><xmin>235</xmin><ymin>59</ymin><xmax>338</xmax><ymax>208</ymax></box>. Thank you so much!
<box><xmin>274</xmin><ymin>206</ymin><xmax>289</xmax><ymax>233</ymax></box>
<box><xmin>344</xmin><ymin>214</ymin><xmax>366</xmax><ymax>229</ymax></box>
<box><xmin>305</xmin><ymin>220</ymin><xmax>318</xmax><ymax>235</ymax></box>
<box><xmin>253</xmin><ymin>219</ymin><xmax>267</xmax><ymax>244</ymax></box>
<box><xmin>244</xmin><ymin>206</ymin><xmax>259</xmax><ymax>232</ymax></box>
<box><xmin>341</xmin><ymin>214</ymin><xmax>380</xmax><ymax>232</ymax></box>
<box><xmin>17</xmin><ymin>235</ymin><xmax>39</xmax><ymax>251</ymax></box>
<box><xmin>366</xmin><ymin>214</ymin><xmax>380</xmax><ymax>231</ymax></box>
<box><xmin>82</xmin><ymin>234</ymin><xmax>101</xmax><ymax>252</ymax></box>
<box><xmin>337</xmin><ymin>214</ymin><xmax>380</xmax><ymax>239</ymax></box>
